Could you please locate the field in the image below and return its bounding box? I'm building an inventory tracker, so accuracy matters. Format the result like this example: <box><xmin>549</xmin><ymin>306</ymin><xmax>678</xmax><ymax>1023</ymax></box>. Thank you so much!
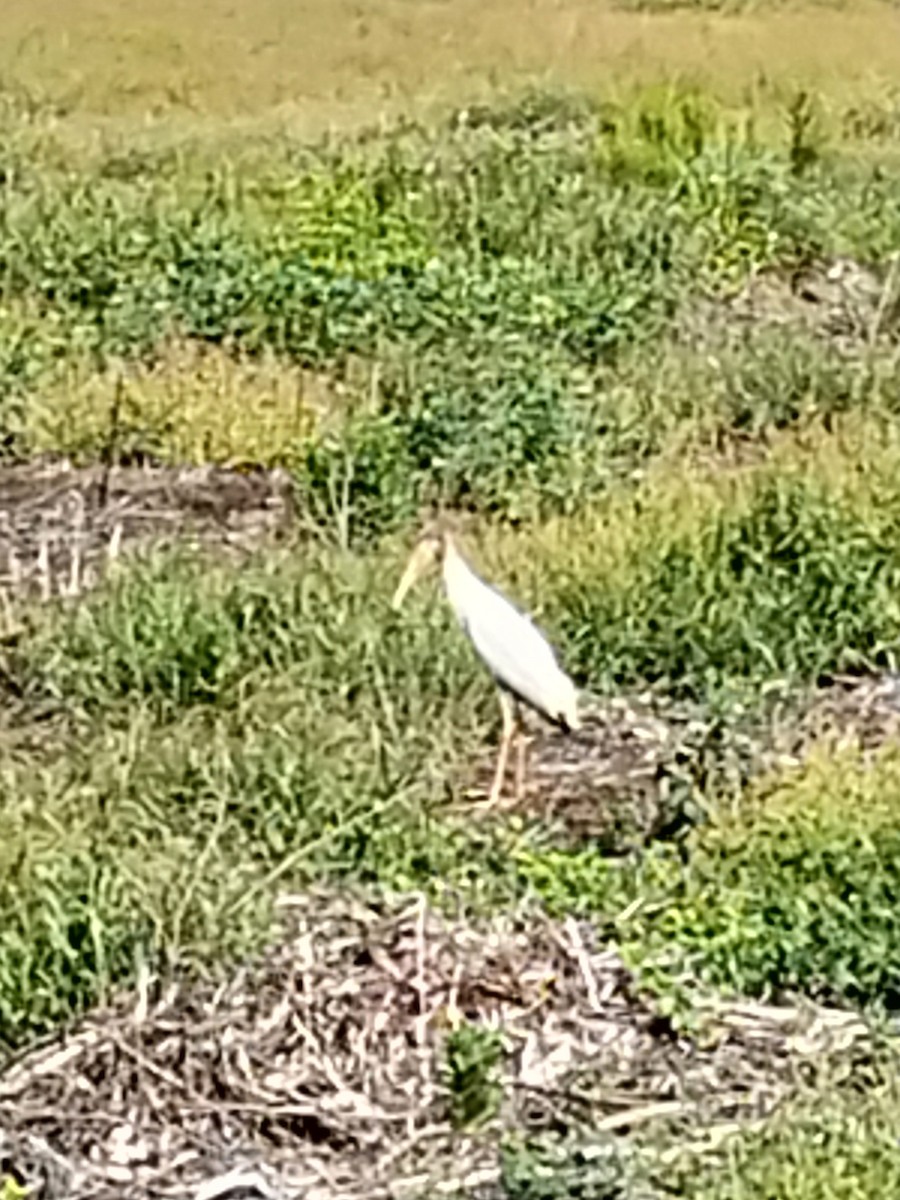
<box><xmin>4</xmin><ymin>1</ymin><xmax>900</xmax><ymax>1197</ymax></box>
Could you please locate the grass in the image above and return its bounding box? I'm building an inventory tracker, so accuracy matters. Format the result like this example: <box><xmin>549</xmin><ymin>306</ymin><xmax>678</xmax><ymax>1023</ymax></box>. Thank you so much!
<box><xmin>2</xmin><ymin>82</ymin><xmax>900</xmax><ymax>537</ymax></box>
<box><xmin>0</xmin><ymin>0</ymin><xmax>898</xmax><ymax>125</ymax></box>
<box><xmin>27</xmin><ymin>340</ymin><xmax>329</xmax><ymax>466</ymax></box>
<box><xmin>500</xmin><ymin>1074</ymin><xmax>900</xmax><ymax>1199</ymax></box>
<box><xmin>675</xmin><ymin>1079</ymin><xmax>900</xmax><ymax>1199</ymax></box>
<box><xmin>3</xmin><ymin>0</ymin><xmax>900</xmax><ymax>1193</ymax></box>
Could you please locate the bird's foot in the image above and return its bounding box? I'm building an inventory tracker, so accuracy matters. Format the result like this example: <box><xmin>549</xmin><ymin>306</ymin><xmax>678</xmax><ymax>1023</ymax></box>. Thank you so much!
<box><xmin>463</xmin><ymin>784</ymin><xmax>508</xmax><ymax>811</ymax></box>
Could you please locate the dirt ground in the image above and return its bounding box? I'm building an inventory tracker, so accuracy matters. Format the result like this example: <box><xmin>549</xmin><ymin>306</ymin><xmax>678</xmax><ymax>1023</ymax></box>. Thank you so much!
<box><xmin>0</xmin><ymin>459</ymin><xmax>295</xmax><ymax>604</ymax></box>
<box><xmin>681</xmin><ymin>255</ymin><xmax>900</xmax><ymax>354</ymax></box>
<box><xmin>465</xmin><ymin>672</ymin><xmax>900</xmax><ymax>850</ymax></box>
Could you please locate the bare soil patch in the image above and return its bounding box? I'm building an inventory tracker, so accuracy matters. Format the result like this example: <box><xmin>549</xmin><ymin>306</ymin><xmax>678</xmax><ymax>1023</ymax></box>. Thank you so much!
<box><xmin>683</xmin><ymin>256</ymin><xmax>900</xmax><ymax>354</ymax></box>
<box><xmin>469</xmin><ymin>673</ymin><xmax>900</xmax><ymax>847</ymax></box>
<box><xmin>0</xmin><ymin>891</ymin><xmax>873</xmax><ymax>1200</ymax></box>
<box><xmin>0</xmin><ymin>459</ymin><xmax>295</xmax><ymax>604</ymax></box>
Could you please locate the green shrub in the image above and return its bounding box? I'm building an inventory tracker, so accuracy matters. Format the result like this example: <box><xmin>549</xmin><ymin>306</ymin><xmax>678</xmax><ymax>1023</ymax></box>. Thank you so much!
<box><xmin>295</xmin><ymin>410</ymin><xmax>422</xmax><ymax>542</ymax></box>
<box><xmin>555</xmin><ymin>473</ymin><xmax>900</xmax><ymax>696</ymax></box>
<box><xmin>623</xmin><ymin>746</ymin><xmax>900</xmax><ymax>1009</ymax></box>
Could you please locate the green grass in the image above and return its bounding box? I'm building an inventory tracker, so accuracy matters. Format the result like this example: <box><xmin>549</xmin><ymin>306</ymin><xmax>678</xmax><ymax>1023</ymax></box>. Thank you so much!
<box><xmin>675</xmin><ymin>1080</ymin><xmax>900</xmax><ymax>1199</ymax></box>
<box><xmin>557</xmin><ymin>468</ymin><xmax>900</xmax><ymax>695</ymax></box>
<box><xmin>0</xmin><ymin>539</ymin><xmax>554</xmax><ymax>1042</ymax></box>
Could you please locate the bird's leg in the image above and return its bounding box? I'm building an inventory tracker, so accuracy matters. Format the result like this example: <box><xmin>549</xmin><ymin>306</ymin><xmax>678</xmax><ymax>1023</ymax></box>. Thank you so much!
<box><xmin>514</xmin><ymin>711</ymin><xmax>529</xmax><ymax>802</ymax></box>
<box><xmin>486</xmin><ymin>691</ymin><xmax>517</xmax><ymax>808</ymax></box>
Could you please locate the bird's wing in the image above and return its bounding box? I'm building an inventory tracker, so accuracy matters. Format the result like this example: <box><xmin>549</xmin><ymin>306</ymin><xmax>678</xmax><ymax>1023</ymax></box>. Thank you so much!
<box><xmin>460</xmin><ymin>575</ymin><xmax>575</xmax><ymax>722</ymax></box>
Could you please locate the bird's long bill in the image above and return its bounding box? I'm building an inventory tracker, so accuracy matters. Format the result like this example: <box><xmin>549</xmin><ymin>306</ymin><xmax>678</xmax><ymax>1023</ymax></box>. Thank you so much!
<box><xmin>391</xmin><ymin>542</ymin><xmax>435</xmax><ymax>610</ymax></box>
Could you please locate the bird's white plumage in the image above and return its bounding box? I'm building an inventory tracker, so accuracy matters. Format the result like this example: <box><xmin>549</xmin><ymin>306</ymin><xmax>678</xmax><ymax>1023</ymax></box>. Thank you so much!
<box><xmin>441</xmin><ymin>538</ymin><xmax>580</xmax><ymax>730</ymax></box>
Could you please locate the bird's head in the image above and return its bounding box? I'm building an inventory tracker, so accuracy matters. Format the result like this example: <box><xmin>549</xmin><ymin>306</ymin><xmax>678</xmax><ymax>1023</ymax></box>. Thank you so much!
<box><xmin>391</xmin><ymin>517</ymin><xmax>455</xmax><ymax>610</ymax></box>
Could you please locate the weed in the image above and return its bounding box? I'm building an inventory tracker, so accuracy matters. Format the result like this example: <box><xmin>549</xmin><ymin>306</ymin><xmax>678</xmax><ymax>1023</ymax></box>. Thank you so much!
<box><xmin>786</xmin><ymin>89</ymin><xmax>826</xmax><ymax>176</ymax></box>
<box><xmin>443</xmin><ymin>1021</ymin><xmax>504</xmax><ymax>1129</ymax></box>
<box><xmin>0</xmin><ymin>84</ymin><xmax>896</xmax><ymax>533</ymax></box>
<box><xmin>500</xmin><ymin>1133</ymin><xmax>649</xmax><ymax>1200</ymax></box>
<box><xmin>3</xmin><ymin>8</ymin><xmax>900</xmax><ymax>1194</ymax></box>
<box><xmin>0</xmin><ymin>542</ymin><xmax>521</xmax><ymax>1044</ymax></box>
<box><xmin>550</xmin><ymin>461</ymin><xmax>900</xmax><ymax>696</ymax></box>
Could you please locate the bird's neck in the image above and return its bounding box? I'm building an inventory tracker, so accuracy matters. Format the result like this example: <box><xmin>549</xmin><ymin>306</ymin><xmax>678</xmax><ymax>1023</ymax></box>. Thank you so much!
<box><xmin>441</xmin><ymin>535</ymin><xmax>467</xmax><ymax>585</ymax></box>
<box><xmin>441</xmin><ymin>536</ymin><xmax>485</xmax><ymax>617</ymax></box>
<box><xmin>441</xmin><ymin>540</ymin><xmax>489</xmax><ymax>624</ymax></box>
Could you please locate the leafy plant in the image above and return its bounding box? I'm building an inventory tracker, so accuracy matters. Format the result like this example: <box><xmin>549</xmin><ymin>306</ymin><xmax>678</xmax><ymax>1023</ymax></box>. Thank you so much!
<box><xmin>501</xmin><ymin>1134</ymin><xmax>652</xmax><ymax>1200</ymax></box>
<box><xmin>622</xmin><ymin>745</ymin><xmax>900</xmax><ymax>1009</ymax></box>
<box><xmin>443</xmin><ymin>1021</ymin><xmax>504</xmax><ymax>1129</ymax></box>
<box><xmin>673</xmin><ymin>1078</ymin><xmax>900</xmax><ymax>1199</ymax></box>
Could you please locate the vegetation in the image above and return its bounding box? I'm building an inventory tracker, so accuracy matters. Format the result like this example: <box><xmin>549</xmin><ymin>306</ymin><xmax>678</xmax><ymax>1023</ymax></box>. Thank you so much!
<box><xmin>624</xmin><ymin>745</ymin><xmax>900</xmax><ymax>1009</ymax></box>
<box><xmin>3</xmin><ymin>0</ymin><xmax>900</xmax><ymax>1193</ymax></box>
<box><xmin>673</xmin><ymin>1079</ymin><xmax>900</xmax><ymax>1199</ymax></box>
<box><xmin>497</xmin><ymin>1074</ymin><xmax>900</xmax><ymax>1199</ymax></box>
<box><xmin>443</xmin><ymin>1021</ymin><xmax>505</xmax><ymax>1129</ymax></box>
<box><xmin>2</xmin><ymin>79</ymin><xmax>900</xmax><ymax>535</ymax></box>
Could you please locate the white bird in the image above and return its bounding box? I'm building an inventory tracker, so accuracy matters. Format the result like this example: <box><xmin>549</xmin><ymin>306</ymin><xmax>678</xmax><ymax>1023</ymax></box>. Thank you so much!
<box><xmin>392</xmin><ymin>519</ymin><xmax>581</xmax><ymax>807</ymax></box>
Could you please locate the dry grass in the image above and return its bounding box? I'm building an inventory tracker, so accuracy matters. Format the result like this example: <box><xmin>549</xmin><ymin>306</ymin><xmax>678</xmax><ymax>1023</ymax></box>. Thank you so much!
<box><xmin>24</xmin><ymin>340</ymin><xmax>366</xmax><ymax>466</ymax></box>
<box><xmin>0</xmin><ymin>0</ymin><xmax>898</xmax><ymax>134</ymax></box>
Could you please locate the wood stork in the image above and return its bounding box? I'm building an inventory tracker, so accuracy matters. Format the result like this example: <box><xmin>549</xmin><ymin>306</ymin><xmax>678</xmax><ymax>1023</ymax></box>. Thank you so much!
<box><xmin>392</xmin><ymin>519</ymin><xmax>581</xmax><ymax>806</ymax></box>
